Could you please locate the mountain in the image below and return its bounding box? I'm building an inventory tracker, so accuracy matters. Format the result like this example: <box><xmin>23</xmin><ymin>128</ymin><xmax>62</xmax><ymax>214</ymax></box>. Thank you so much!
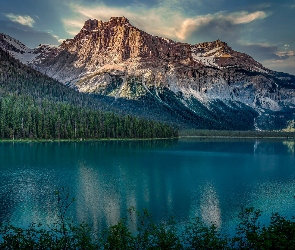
<box><xmin>0</xmin><ymin>46</ymin><xmax>177</xmax><ymax>139</ymax></box>
<box><xmin>1</xmin><ymin>17</ymin><xmax>295</xmax><ymax>130</ymax></box>
<box><xmin>0</xmin><ymin>37</ymin><xmax>112</xmax><ymax>111</ymax></box>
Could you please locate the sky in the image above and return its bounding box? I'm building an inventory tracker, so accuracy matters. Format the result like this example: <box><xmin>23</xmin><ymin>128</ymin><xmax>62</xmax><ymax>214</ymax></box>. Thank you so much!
<box><xmin>0</xmin><ymin>0</ymin><xmax>294</xmax><ymax>75</ymax></box>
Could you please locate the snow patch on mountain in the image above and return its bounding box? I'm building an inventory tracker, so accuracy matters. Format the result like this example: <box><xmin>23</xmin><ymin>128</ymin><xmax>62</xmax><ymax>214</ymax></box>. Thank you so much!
<box><xmin>0</xmin><ymin>34</ymin><xmax>60</xmax><ymax>65</ymax></box>
<box><xmin>191</xmin><ymin>47</ymin><xmax>220</xmax><ymax>67</ymax></box>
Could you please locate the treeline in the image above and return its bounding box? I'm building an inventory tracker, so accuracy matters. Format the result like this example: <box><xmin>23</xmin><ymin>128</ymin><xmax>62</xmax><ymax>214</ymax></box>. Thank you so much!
<box><xmin>0</xmin><ymin>95</ymin><xmax>177</xmax><ymax>140</ymax></box>
<box><xmin>179</xmin><ymin>129</ymin><xmax>295</xmax><ymax>138</ymax></box>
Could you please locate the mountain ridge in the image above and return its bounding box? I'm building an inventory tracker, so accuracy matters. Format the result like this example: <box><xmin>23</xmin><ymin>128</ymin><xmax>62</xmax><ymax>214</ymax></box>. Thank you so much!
<box><xmin>1</xmin><ymin>17</ymin><xmax>295</xmax><ymax>130</ymax></box>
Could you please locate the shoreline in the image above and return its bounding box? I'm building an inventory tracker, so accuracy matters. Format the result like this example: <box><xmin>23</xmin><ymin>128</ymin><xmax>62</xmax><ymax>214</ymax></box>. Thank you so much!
<box><xmin>1</xmin><ymin>135</ymin><xmax>295</xmax><ymax>143</ymax></box>
<box><xmin>179</xmin><ymin>135</ymin><xmax>295</xmax><ymax>139</ymax></box>
<box><xmin>178</xmin><ymin>130</ymin><xmax>295</xmax><ymax>139</ymax></box>
<box><xmin>0</xmin><ymin>137</ymin><xmax>179</xmax><ymax>143</ymax></box>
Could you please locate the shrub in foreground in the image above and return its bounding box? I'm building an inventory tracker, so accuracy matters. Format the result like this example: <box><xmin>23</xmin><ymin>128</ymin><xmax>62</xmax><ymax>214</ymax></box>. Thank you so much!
<box><xmin>1</xmin><ymin>191</ymin><xmax>295</xmax><ymax>249</ymax></box>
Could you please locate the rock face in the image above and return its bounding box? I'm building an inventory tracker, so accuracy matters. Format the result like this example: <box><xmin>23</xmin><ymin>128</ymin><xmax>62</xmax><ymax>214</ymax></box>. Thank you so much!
<box><xmin>1</xmin><ymin>17</ymin><xmax>295</xmax><ymax>130</ymax></box>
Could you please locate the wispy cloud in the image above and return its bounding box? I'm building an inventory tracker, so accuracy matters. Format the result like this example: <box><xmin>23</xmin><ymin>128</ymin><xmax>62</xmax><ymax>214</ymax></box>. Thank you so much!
<box><xmin>63</xmin><ymin>2</ymin><xmax>268</xmax><ymax>43</ymax></box>
<box><xmin>276</xmin><ymin>50</ymin><xmax>295</xmax><ymax>58</ymax></box>
<box><xmin>0</xmin><ymin>19</ymin><xmax>61</xmax><ymax>47</ymax></box>
<box><xmin>63</xmin><ymin>3</ymin><xmax>181</xmax><ymax>39</ymax></box>
<box><xmin>237</xmin><ymin>42</ymin><xmax>280</xmax><ymax>60</ymax></box>
<box><xmin>51</xmin><ymin>34</ymin><xmax>65</xmax><ymax>44</ymax></box>
<box><xmin>230</xmin><ymin>11</ymin><xmax>267</xmax><ymax>24</ymax></box>
<box><xmin>262</xmin><ymin>56</ymin><xmax>295</xmax><ymax>74</ymax></box>
<box><xmin>235</xmin><ymin>41</ymin><xmax>295</xmax><ymax>66</ymax></box>
<box><xmin>5</xmin><ymin>13</ymin><xmax>35</xmax><ymax>27</ymax></box>
<box><xmin>176</xmin><ymin>11</ymin><xmax>268</xmax><ymax>41</ymax></box>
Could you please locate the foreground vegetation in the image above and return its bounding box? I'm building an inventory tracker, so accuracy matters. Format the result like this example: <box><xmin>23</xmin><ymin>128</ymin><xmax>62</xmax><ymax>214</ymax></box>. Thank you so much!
<box><xmin>1</xmin><ymin>190</ymin><xmax>295</xmax><ymax>249</ymax></box>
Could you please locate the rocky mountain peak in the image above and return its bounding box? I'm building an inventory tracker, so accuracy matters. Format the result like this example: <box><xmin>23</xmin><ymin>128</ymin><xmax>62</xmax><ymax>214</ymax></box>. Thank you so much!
<box><xmin>1</xmin><ymin>16</ymin><xmax>270</xmax><ymax>75</ymax></box>
<box><xmin>30</xmin><ymin>16</ymin><xmax>273</xmax><ymax>83</ymax></box>
<box><xmin>195</xmin><ymin>39</ymin><xmax>232</xmax><ymax>55</ymax></box>
<box><xmin>82</xmin><ymin>19</ymin><xmax>100</xmax><ymax>31</ymax></box>
<box><xmin>82</xmin><ymin>16</ymin><xmax>131</xmax><ymax>32</ymax></box>
<box><xmin>213</xmin><ymin>39</ymin><xmax>229</xmax><ymax>48</ymax></box>
<box><xmin>82</xmin><ymin>16</ymin><xmax>131</xmax><ymax>31</ymax></box>
<box><xmin>108</xmin><ymin>16</ymin><xmax>130</xmax><ymax>26</ymax></box>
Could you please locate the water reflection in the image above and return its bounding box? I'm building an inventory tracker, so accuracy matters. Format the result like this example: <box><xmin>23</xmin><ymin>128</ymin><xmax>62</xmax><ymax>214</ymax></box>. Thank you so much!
<box><xmin>0</xmin><ymin>169</ymin><xmax>57</xmax><ymax>226</ymax></box>
<box><xmin>249</xmin><ymin>180</ymin><xmax>295</xmax><ymax>218</ymax></box>
<box><xmin>200</xmin><ymin>182</ymin><xmax>221</xmax><ymax>228</ymax></box>
<box><xmin>0</xmin><ymin>138</ymin><xmax>294</xmax><ymax>233</ymax></box>
<box><xmin>253</xmin><ymin>140</ymin><xmax>259</xmax><ymax>154</ymax></box>
<box><xmin>283</xmin><ymin>140</ymin><xmax>295</xmax><ymax>154</ymax></box>
<box><xmin>76</xmin><ymin>165</ymin><xmax>104</xmax><ymax>232</ymax></box>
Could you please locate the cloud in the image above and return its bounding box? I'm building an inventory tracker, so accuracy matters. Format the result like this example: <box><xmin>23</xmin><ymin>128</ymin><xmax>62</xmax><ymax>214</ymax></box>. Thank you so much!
<box><xmin>5</xmin><ymin>13</ymin><xmax>35</xmax><ymax>27</ymax></box>
<box><xmin>231</xmin><ymin>42</ymin><xmax>295</xmax><ymax>75</ymax></box>
<box><xmin>63</xmin><ymin>2</ymin><xmax>181</xmax><ymax>39</ymax></box>
<box><xmin>58</xmin><ymin>38</ymin><xmax>65</xmax><ymax>43</ymax></box>
<box><xmin>262</xmin><ymin>56</ymin><xmax>295</xmax><ymax>75</ymax></box>
<box><xmin>176</xmin><ymin>11</ymin><xmax>268</xmax><ymax>41</ymax></box>
<box><xmin>236</xmin><ymin>43</ymin><xmax>280</xmax><ymax>60</ymax></box>
<box><xmin>233</xmin><ymin>42</ymin><xmax>295</xmax><ymax>73</ymax></box>
<box><xmin>229</xmin><ymin>11</ymin><xmax>267</xmax><ymax>24</ymax></box>
<box><xmin>62</xmin><ymin>19</ymin><xmax>91</xmax><ymax>36</ymax></box>
<box><xmin>52</xmin><ymin>34</ymin><xmax>65</xmax><ymax>44</ymax></box>
<box><xmin>0</xmin><ymin>20</ymin><xmax>60</xmax><ymax>47</ymax></box>
<box><xmin>63</xmin><ymin>2</ymin><xmax>268</xmax><ymax>44</ymax></box>
<box><xmin>276</xmin><ymin>50</ymin><xmax>295</xmax><ymax>58</ymax></box>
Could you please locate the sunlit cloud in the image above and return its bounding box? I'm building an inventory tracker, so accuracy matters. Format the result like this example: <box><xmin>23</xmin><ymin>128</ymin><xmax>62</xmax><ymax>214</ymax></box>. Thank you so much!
<box><xmin>176</xmin><ymin>11</ymin><xmax>268</xmax><ymax>40</ymax></box>
<box><xmin>5</xmin><ymin>13</ymin><xmax>35</xmax><ymax>27</ymax></box>
<box><xmin>230</xmin><ymin>11</ymin><xmax>267</xmax><ymax>24</ymax></box>
<box><xmin>276</xmin><ymin>50</ymin><xmax>295</xmax><ymax>58</ymax></box>
<box><xmin>52</xmin><ymin>34</ymin><xmax>65</xmax><ymax>44</ymax></box>
<box><xmin>61</xmin><ymin>19</ymin><xmax>84</xmax><ymax>36</ymax></box>
<box><xmin>63</xmin><ymin>3</ymin><xmax>181</xmax><ymax>39</ymax></box>
<box><xmin>63</xmin><ymin>3</ymin><xmax>268</xmax><ymax>43</ymax></box>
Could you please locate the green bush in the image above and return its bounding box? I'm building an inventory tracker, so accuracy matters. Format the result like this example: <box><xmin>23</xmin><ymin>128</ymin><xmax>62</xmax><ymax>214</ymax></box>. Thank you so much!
<box><xmin>1</xmin><ymin>190</ymin><xmax>295</xmax><ymax>249</ymax></box>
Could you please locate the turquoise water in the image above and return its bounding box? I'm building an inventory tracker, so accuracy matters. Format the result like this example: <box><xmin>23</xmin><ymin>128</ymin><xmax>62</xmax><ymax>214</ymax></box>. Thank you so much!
<box><xmin>0</xmin><ymin>138</ymin><xmax>295</xmax><ymax>233</ymax></box>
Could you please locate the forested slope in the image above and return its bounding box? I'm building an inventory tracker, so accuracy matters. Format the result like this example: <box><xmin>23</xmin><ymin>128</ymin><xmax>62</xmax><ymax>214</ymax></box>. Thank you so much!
<box><xmin>0</xmin><ymin>48</ymin><xmax>177</xmax><ymax>139</ymax></box>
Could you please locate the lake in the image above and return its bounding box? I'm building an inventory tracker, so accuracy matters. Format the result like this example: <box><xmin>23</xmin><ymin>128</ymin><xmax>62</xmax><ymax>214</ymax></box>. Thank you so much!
<box><xmin>0</xmin><ymin>138</ymin><xmax>295</xmax><ymax>234</ymax></box>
